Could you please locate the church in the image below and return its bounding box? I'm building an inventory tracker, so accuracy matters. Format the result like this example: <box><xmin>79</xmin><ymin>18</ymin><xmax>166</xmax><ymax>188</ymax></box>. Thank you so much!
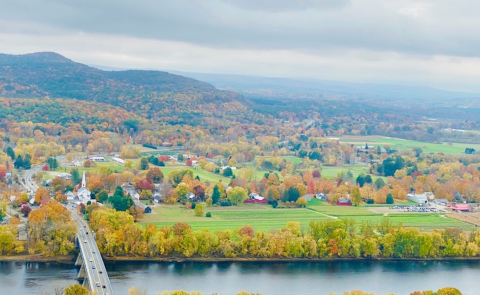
<box><xmin>76</xmin><ymin>172</ymin><xmax>91</xmax><ymax>204</ymax></box>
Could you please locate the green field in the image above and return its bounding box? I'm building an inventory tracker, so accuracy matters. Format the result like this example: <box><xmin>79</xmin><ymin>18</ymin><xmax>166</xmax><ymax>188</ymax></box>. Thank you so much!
<box><xmin>307</xmin><ymin>202</ymin><xmax>475</xmax><ymax>232</ymax></box>
<box><xmin>339</xmin><ymin>136</ymin><xmax>479</xmax><ymax>155</ymax></box>
<box><xmin>140</xmin><ymin>200</ymin><xmax>474</xmax><ymax>233</ymax></box>
<box><xmin>160</xmin><ymin>167</ymin><xmax>230</xmax><ymax>183</ymax></box>
<box><xmin>140</xmin><ymin>204</ymin><xmax>331</xmax><ymax>232</ymax></box>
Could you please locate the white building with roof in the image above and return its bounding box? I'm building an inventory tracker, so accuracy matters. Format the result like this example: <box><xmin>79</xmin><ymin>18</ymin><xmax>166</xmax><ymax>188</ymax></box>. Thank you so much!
<box><xmin>77</xmin><ymin>172</ymin><xmax>91</xmax><ymax>204</ymax></box>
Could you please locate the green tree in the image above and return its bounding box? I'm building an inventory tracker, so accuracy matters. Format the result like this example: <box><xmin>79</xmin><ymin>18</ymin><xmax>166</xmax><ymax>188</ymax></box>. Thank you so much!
<box><xmin>223</xmin><ymin>167</ymin><xmax>233</xmax><ymax>177</ymax></box>
<box><xmin>227</xmin><ymin>187</ymin><xmax>248</xmax><ymax>205</ymax></box>
<box><xmin>108</xmin><ymin>186</ymin><xmax>134</xmax><ymax>211</ymax></box>
<box><xmin>140</xmin><ymin>158</ymin><xmax>149</xmax><ymax>170</ymax></box>
<box><xmin>96</xmin><ymin>189</ymin><xmax>109</xmax><ymax>203</ymax></box>
<box><xmin>356</xmin><ymin>174</ymin><xmax>365</xmax><ymax>187</ymax></box>
<box><xmin>14</xmin><ymin>155</ymin><xmax>23</xmax><ymax>169</ymax></box>
<box><xmin>177</xmin><ymin>154</ymin><xmax>184</xmax><ymax>161</ymax></box>
<box><xmin>212</xmin><ymin>185</ymin><xmax>221</xmax><ymax>204</ymax></box>
<box><xmin>5</xmin><ymin>147</ymin><xmax>15</xmax><ymax>160</ymax></box>
<box><xmin>287</xmin><ymin>186</ymin><xmax>300</xmax><ymax>202</ymax></box>
<box><xmin>386</xmin><ymin>193</ymin><xmax>394</xmax><ymax>204</ymax></box>
<box><xmin>46</xmin><ymin>157</ymin><xmax>59</xmax><ymax>170</ymax></box>
<box><xmin>194</xmin><ymin>204</ymin><xmax>204</xmax><ymax>216</ymax></box>
<box><xmin>351</xmin><ymin>187</ymin><xmax>362</xmax><ymax>206</ymax></box>
<box><xmin>71</xmin><ymin>169</ymin><xmax>81</xmax><ymax>185</ymax></box>
<box><xmin>374</xmin><ymin>178</ymin><xmax>385</xmax><ymax>189</ymax></box>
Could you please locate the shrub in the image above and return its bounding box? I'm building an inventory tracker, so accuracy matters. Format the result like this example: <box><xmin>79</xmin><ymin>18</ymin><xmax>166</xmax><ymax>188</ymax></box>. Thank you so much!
<box><xmin>206</xmin><ymin>212</ymin><xmax>212</xmax><ymax>218</ymax></box>
<box><xmin>194</xmin><ymin>204</ymin><xmax>204</xmax><ymax>216</ymax></box>
<box><xmin>366</xmin><ymin>199</ymin><xmax>375</xmax><ymax>204</ymax></box>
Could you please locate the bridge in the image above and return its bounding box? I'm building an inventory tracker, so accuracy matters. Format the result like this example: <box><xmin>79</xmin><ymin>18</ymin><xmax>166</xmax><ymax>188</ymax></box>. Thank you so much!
<box><xmin>23</xmin><ymin>166</ymin><xmax>115</xmax><ymax>294</ymax></box>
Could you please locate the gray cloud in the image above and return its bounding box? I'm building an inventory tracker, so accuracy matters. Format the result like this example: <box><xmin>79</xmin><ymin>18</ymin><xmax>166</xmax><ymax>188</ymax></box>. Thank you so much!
<box><xmin>1</xmin><ymin>0</ymin><xmax>480</xmax><ymax>91</ymax></box>
<box><xmin>0</xmin><ymin>0</ymin><xmax>479</xmax><ymax>57</ymax></box>
<box><xmin>220</xmin><ymin>0</ymin><xmax>351</xmax><ymax>12</ymax></box>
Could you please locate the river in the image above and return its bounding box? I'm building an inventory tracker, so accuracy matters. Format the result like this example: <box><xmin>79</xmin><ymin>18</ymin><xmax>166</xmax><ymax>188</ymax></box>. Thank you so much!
<box><xmin>1</xmin><ymin>260</ymin><xmax>479</xmax><ymax>295</ymax></box>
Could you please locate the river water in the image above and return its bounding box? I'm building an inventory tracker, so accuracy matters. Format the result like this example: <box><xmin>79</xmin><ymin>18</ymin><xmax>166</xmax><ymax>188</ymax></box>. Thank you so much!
<box><xmin>1</xmin><ymin>260</ymin><xmax>479</xmax><ymax>295</ymax></box>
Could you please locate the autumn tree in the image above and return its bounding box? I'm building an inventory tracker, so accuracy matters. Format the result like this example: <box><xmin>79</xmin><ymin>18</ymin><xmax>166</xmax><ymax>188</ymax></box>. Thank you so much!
<box><xmin>34</xmin><ymin>186</ymin><xmax>50</xmax><ymax>204</ymax></box>
<box><xmin>147</xmin><ymin>167</ymin><xmax>164</xmax><ymax>183</ymax></box>
<box><xmin>351</xmin><ymin>187</ymin><xmax>362</xmax><ymax>206</ymax></box>
<box><xmin>227</xmin><ymin>187</ymin><xmax>248</xmax><ymax>205</ymax></box>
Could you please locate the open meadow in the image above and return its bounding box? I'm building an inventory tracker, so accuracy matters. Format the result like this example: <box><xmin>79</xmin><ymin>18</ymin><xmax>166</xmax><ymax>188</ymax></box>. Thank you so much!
<box><xmin>140</xmin><ymin>199</ymin><xmax>475</xmax><ymax>233</ymax></box>
<box><xmin>338</xmin><ymin>135</ymin><xmax>479</xmax><ymax>154</ymax></box>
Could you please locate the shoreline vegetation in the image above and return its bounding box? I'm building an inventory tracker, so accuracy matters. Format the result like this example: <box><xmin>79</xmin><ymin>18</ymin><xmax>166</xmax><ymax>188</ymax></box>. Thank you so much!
<box><xmin>3</xmin><ymin>253</ymin><xmax>480</xmax><ymax>264</ymax></box>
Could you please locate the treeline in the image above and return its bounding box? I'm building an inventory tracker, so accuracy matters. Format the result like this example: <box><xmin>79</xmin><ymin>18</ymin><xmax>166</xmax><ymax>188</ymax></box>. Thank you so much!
<box><xmin>88</xmin><ymin>207</ymin><xmax>480</xmax><ymax>259</ymax></box>
<box><xmin>54</xmin><ymin>284</ymin><xmax>463</xmax><ymax>295</ymax></box>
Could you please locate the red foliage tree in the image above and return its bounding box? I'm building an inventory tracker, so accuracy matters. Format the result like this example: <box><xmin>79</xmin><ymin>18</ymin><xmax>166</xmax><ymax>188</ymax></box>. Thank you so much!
<box><xmin>312</xmin><ymin>170</ymin><xmax>321</xmax><ymax>178</ymax></box>
<box><xmin>42</xmin><ymin>164</ymin><xmax>49</xmax><ymax>171</ymax></box>
<box><xmin>135</xmin><ymin>178</ymin><xmax>155</xmax><ymax>192</ymax></box>
<box><xmin>186</xmin><ymin>159</ymin><xmax>193</xmax><ymax>166</ymax></box>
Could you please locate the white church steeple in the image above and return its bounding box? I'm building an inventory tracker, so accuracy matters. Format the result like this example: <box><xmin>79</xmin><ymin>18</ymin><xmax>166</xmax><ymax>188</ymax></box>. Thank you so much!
<box><xmin>81</xmin><ymin>171</ymin><xmax>86</xmax><ymax>188</ymax></box>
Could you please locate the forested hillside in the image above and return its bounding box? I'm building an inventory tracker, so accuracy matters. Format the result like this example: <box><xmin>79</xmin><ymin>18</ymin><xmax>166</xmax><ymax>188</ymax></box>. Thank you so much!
<box><xmin>0</xmin><ymin>52</ymin><xmax>250</xmax><ymax>125</ymax></box>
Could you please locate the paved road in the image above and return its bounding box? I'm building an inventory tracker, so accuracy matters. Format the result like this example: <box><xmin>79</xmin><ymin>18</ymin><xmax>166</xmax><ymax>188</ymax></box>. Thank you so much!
<box><xmin>73</xmin><ymin>213</ymin><xmax>114</xmax><ymax>295</ymax></box>
<box><xmin>24</xmin><ymin>166</ymin><xmax>115</xmax><ymax>295</ymax></box>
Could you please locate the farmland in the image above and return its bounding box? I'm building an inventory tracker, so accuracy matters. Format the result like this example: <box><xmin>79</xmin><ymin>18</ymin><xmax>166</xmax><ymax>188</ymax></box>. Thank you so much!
<box><xmin>140</xmin><ymin>200</ymin><xmax>475</xmax><ymax>233</ymax></box>
<box><xmin>338</xmin><ymin>135</ymin><xmax>479</xmax><ymax>154</ymax></box>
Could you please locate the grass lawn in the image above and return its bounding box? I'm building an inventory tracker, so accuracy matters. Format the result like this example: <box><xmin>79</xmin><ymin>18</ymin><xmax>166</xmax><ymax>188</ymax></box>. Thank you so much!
<box><xmin>338</xmin><ymin>136</ymin><xmax>479</xmax><ymax>155</ymax></box>
<box><xmin>160</xmin><ymin>167</ymin><xmax>231</xmax><ymax>183</ymax></box>
<box><xmin>139</xmin><ymin>200</ymin><xmax>474</xmax><ymax>233</ymax></box>
<box><xmin>54</xmin><ymin>158</ymin><xmax>126</xmax><ymax>174</ymax></box>
<box><xmin>140</xmin><ymin>204</ymin><xmax>331</xmax><ymax>232</ymax></box>
<box><xmin>307</xmin><ymin>203</ymin><xmax>475</xmax><ymax>232</ymax></box>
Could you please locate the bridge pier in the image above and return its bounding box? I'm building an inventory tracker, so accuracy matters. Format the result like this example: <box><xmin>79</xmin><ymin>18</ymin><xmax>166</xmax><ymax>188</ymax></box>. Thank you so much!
<box><xmin>82</xmin><ymin>276</ymin><xmax>90</xmax><ymax>289</ymax></box>
<box><xmin>75</xmin><ymin>253</ymin><xmax>83</xmax><ymax>266</ymax></box>
<box><xmin>77</xmin><ymin>264</ymin><xmax>87</xmax><ymax>280</ymax></box>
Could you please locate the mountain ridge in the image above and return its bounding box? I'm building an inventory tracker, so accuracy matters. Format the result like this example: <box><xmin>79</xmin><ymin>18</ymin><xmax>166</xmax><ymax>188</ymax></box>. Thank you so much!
<box><xmin>0</xmin><ymin>52</ymin><xmax>251</xmax><ymax>125</ymax></box>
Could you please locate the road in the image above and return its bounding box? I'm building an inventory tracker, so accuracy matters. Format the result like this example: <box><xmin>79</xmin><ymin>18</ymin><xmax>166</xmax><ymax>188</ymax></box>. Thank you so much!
<box><xmin>73</xmin><ymin>213</ymin><xmax>114</xmax><ymax>295</ymax></box>
<box><xmin>24</xmin><ymin>166</ymin><xmax>114</xmax><ymax>295</ymax></box>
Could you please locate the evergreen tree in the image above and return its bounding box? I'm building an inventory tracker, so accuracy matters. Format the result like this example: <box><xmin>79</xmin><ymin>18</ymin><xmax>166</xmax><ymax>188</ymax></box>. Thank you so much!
<box><xmin>71</xmin><ymin>169</ymin><xmax>81</xmax><ymax>185</ymax></box>
<box><xmin>5</xmin><ymin>147</ymin><xmax>15</xmax><ymax>160</ymax></box>
<box><xmin>14</xmin><ymin>155</ymin><xmax>23</xmax><ymax>169</ymax></box>
<box><xmin>140</xmin><ymin>157</ymin><xmax>149</xmax><ymax>170</ymax></box>
<box><xmin>212</xmin><ymin>185</ymin><xmax>221</xmax><ymax>204</ymax></box>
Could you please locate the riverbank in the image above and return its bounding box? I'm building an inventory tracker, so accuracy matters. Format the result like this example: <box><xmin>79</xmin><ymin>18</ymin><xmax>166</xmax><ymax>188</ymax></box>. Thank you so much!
<box><xmin>103</xmin><ymin>255</ymin><xmax>480</xmax><ymax>263</ymax></box>
<box><xmin>0</xmin><ymin>254</ymin><xmax>75</xmax><ymax>263</ymax></box>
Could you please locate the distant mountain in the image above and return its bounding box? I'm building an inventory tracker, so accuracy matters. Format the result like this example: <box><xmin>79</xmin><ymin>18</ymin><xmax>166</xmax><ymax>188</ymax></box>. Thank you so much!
<box><xmin>167</xmin><ymin>71</ymin><xmax>480</xmax><ymax>102</ymax></box>
<box><xmin>0</xmin><ymin>52</ymin><xmax>250</xmax><ymax>125</ymax></box>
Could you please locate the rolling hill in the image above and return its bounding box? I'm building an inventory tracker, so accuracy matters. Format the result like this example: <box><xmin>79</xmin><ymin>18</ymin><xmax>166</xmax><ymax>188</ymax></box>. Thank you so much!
<box><xmin>0</xmin><ymin>52</ymin><xmax>251</xmax><ymax>125</ymax></box>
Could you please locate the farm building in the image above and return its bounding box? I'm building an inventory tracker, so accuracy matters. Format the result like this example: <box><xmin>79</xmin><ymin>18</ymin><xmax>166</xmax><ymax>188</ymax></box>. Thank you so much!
<box><xmin>450</xmin><ymin>203</ymin><xmax>470</xmax><ymax>213</ymax></box>
<box><xmin>407</xmin><ymin>193</ymin><xmax>428</xmax><ymax>204</ymax></box>
<box><xmin>315</xmin><ymin>193</ymin><xmax>327</xmax><ymax>201</ymax></box>
<box><xmin>112</xmin><ymin>157</ymin><xmax>125</xmax><ymax>165</ymax></box>
<box><xmin>337</xmin><ymin>197</ymin><xmax>352</xmax><ymax>206</ymax></box>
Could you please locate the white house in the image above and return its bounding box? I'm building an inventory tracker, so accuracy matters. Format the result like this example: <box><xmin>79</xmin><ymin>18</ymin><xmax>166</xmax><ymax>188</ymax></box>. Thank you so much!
<box><xmin>65</xmin><ymin>191</ymin><xmax>76</xmax><ymax>202</ymax></box>
<box><xmin>76</xmin><ymin>172</ymin><xmax>91</xmax><ymax>204</ymax></box>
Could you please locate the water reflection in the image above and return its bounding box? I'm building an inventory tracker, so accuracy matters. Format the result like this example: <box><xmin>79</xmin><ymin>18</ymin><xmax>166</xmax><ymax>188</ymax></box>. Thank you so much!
<box><xmin>2</xmin><ymin>260</ymin><xmax>480</xmax><ymax>295</ymax></box>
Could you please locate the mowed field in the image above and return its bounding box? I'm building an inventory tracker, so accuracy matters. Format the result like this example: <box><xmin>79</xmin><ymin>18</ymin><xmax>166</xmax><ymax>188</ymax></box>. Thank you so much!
<box><xmin>140</xmin><ymin>199</ymin><xmax>475</xmax><ymax>233</ymax></box>
<box><xmin>140</xmin><ymin>203</ymin><xmax>332</xmax><ymax>232</ymax></box>
<box><xmin>339</xmin><ymin>135</ymin><xmax>479</xmax><ymax>154</ymax></box>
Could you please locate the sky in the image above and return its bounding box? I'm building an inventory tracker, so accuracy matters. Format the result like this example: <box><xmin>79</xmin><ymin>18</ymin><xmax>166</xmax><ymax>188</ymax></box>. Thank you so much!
<box><xmin>1</xmin><ymin>0</ymin><xmax>480</xmax><ymax>92</ymax></box>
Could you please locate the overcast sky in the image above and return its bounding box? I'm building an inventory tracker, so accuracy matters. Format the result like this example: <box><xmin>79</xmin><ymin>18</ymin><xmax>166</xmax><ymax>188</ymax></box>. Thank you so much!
<box><xmin>1</xmin><ymin>0</ymin><xmax>480</xmax><ymax>92</ymax></box>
